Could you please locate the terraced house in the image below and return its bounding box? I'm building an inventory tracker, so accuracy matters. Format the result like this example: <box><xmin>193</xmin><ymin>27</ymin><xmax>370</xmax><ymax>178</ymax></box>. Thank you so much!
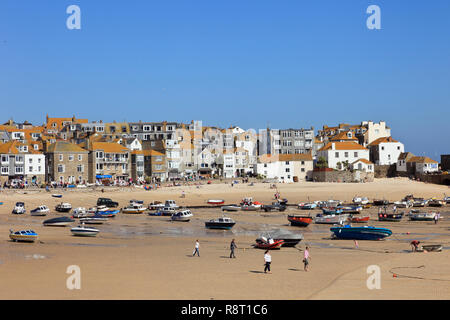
<box><xmin>0</xmin><ymin>141</ymin><xmax>45</xmax><ymax>185</ymax></box>
<box><xmin>88</xmin><ymin>141</ymin><xmax>131</xmax><ymax>183</ymax></box>
<box><xmin>45</xmin><ymin>141</ymin><xmax>89</xmax><ymax>184</ymax></box>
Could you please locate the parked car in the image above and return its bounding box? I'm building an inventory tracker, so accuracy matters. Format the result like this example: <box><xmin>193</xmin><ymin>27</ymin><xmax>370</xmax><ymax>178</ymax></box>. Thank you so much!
<box><xmin>97</xmin><ymin>198</ymin><xmax>119</xmax><ymax>208</ymax></box>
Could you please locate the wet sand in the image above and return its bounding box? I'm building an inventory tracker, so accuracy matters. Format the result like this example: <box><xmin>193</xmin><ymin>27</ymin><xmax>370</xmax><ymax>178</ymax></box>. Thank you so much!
<box><xmin>0</xmin><ymin>178</ymin><xmax>449</xmax><ymax>299</ymax></box>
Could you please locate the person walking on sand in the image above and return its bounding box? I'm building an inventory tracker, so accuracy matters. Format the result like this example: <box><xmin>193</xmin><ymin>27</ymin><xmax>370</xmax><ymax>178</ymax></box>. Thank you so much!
<box><xmin>230</xmin><ymin>239</ymin><xmax>237</xmax><ymax>258</ymax></box>
<box><xmin>434</xmin><ymin>212</ymin><xmax>440</xmax><ymax>224</ymax></box>
<box><xmin>193</xmin><ymin>240</ymin><xmax>200</xmax><ymax>257</ymax></box>
<box><xmin>303</xmin><ymin>246</ymin><xmax>311</xmax><ymax>271</ymax></box>
<box><xmin>264</xmin><ymin>250</ymin><xmax>272</xmax><ymax>273</ymax></box>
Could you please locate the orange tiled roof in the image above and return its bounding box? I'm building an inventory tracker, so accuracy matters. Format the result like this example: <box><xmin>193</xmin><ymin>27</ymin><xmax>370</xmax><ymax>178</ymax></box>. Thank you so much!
<box><xmin>407</xmin><ymin>156</ymin><xmax>438</xmax><ymax>164</ymax></box>
<box><xmin>352</xmin><ymin>158</ymin><xmax>373</xmax><ymax>165</ymax></box>
<box><xmin>259</xmin><ymin>153</ymin><xmax>313</xmax><ymax>163</ymax></box>
<box><xmin>319</xmin><ymin>142</ymin><xmax>367</xmax><ymax>151</ymax></box>
<box><xmin>368</xmin><ymin>136</ymin><xmax>399</xmax><ymax>146</ymax></box>
<box><xmin>91</xmin><ymin>142</ymin><xmax>129</xmax><ymax>153</ymax></box>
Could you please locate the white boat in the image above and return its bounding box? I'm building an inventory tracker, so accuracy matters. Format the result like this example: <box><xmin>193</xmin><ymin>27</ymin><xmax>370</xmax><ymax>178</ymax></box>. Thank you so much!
<box><xmin>12</xmin><ymin>202</ymin><xmax>26</xmax><ymax>214</ymax></box>
<box><xmin>171</xmin><ymin>210</ymin><xmax>193</xmax><ymax>222</ymax></box>
<box><xmin>207</xmin><ymin>199</ymin><xmax>225</xmax><ymax>205</ymax></box>
<box><xmin>157</xmin><ymin>206</ymin><xmax>178</xmax><ymax>216</ymax></box>
<box><xmin>72</xmin><ymin>207</ymin><xmax>92</xmax><ymax>218</ymax></box>
<box><xmin>30</xmin><ymin>205</ymin><xmax>50</xmax><ymax>216</ymax></box>
<box><xmin>121</xmin><ymin>203</ymin><xmax>146</xmax><ymax>214</ymax></box>
<box><xmin>55</xmin><ymin>202</ymin><xmax>72</xmax><ymax>212</ymax></box>
<box><xmin>71</xmin><ymin>223</ymin><xmax>99</xmax><ymax>237</ymax></box>
<box><xmin>164</xmin><ymin>200</ymin><xmax>179</xmax><ymax>209</ymax></box>
<box><xmin>9</xmin><ymin>229</ymin><xmax>38</xmax><ymax>242</ymax></box>
<box><xmin>87</xmin><ymin>205</ymin><xmax>109</xmax><ymax>215</ymax></box>
<box><xmin>240</xmin><ymin>197</ymin><xmax>261</xmax><ymax>211</ymax></box>
<box><xmin>148</xmin><ymin>201</ymin><xmax>165</xmax><ymax>210</ymax></box>
<box><xmin>393</xmin><ymin>200</ymin><xmax>413</xmax><ymax>208</ymax></box>
<box><xmin>353</xmin><ymin>197</ymin><xmax>369</xmax><ymax>205</ymax></box>
<box><xmin>314</xmin><ymin>213</ymin><xmax>349</xmax><ymax>225</ymax></box>
<box><xmin>79</xmin><ymin>216</ymin><xmax>108</xmax><ymax>225</ymax></box>
<box><xmin>409</xmin><ymin>211</ymin><xmax>436</xmax><ymax>221</ymax></box>
<box><xmin>221</xmin><ymin>204</ymin><xmax>241</xmax><ymax>212</ymax></box>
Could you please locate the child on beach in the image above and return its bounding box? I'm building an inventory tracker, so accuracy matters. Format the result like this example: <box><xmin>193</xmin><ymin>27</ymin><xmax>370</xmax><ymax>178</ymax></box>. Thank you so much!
<box><xmin>264</xmin><ymin>250</ymin><xmax>271</xmax><ymax>273</ymax></box>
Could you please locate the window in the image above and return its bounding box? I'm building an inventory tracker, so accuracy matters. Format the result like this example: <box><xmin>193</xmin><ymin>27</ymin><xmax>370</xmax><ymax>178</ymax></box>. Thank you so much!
<box><xmin>344</xmin><ymin>152</ymin><xmax>349</xmax><ymax>158</ymax></box>
<box><xmin>96</xmin><ymin>151</ymin><xmax>104</xmax><ymax>159</ymax></box>
<box><xmin>285</xmin><ymin>168</ymin><xmax>290</xmax><ymax>173</ymax></box>
<box><xmin>29</xmin><ymin>166</ymin><xmax>33</xmax><ymax>172</ymax></box>
<box><xmin>1</xmin><ymin>167</ymin><xmax>9</xmax><ymax>174</ymax></box>
<box><xmin>301</xmin><ymin>168</ymin><xmax>305</xmax><ymax>172</ymax></box>
<box><xmin>78</xmin><ymin>154</ymin><xmax>83</xmax><ymax>161</ymax></box>
<box><xmin>1</xmin><ymin>155</ymin><xmax>8</xmax><ymax>162</ymax></box>
<box><xmin>381</xmin><ymin>146</ymin><xmax>384</xmax><ymax>151</ymax></box>
<box><xmin>335</xmin><ymin>152</ymin><xmax>339</xmax><ymax>158</ymax></box>
<box><xmin>354</xmin><ymin>152</ymin><xmax>358</xmax><ymax>157</ymax></box>
<box><xmin>15</xmin><ymin>167</ymin><xmax>24</xmax><ymax>174</ymax></box>
<box><xmin>285</xmin><ymin>161</ymin><xmax>290</xmax><ymax>165</ymax></box>
<box><xmin>68</xmin><ymin>154</ymin><xmax>74</xmax><ymax>161</ymax></box>
<box><xmin>15</xmin><ymin>156</ymin><xmax>24</xmax><ymax>163</ymax></box>
<box><xmin>29</xmin><ymin>158</ymin><xmax>33</xmax><ymax>164</ymax></box>
<box><xmin>77</xmin><ymin>165</ymin><xmax>84</xmax><ymax>173</ymax></box>
<box><xmin>38</xmin><ymin>166</ymin><xmax>41</xmax><ymax>172</ymax></box>
<box><xmin>301</xmin><ymin>161</ymin><xmax>305</xmax><ymax>165</ymax></box>
<box><xmin>59</xmin><ymin>154</ymin><xmax>63</xmax><ymax>161</ymax></box>
<box><xmin>57</xmin><ymin>165</ymin><xmax>65</xmax><ymax>173</ymax></box>
<box><xmin>397</xmin><ymin>146</ymin><xmax>400</xmax><ymax>150</ymax></box>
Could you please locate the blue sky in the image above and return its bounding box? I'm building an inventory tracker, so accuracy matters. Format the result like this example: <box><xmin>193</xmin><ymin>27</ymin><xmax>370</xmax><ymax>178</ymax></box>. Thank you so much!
<box><xmin>0</xmin><ymin>1</ymin><xmax>449</xmax><ymax>160</ymax></box>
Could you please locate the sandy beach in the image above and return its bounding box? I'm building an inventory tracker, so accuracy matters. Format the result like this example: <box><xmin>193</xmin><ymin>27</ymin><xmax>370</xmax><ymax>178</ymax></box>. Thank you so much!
<box><xmin>0</xmin><ymin>178</ymin><xmax>449</xmax><ymax>300</ymax></box>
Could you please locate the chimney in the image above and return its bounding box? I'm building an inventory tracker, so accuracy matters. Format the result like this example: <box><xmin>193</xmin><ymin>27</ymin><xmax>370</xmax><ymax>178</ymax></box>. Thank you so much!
<box><xmin>331</xmin><ymin>143</ymin><xmax>335</xmax><ymax>150</ymax></box>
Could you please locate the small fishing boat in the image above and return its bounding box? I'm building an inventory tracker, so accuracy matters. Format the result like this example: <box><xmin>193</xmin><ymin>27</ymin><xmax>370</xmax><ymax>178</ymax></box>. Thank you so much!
<box><xmin>72</xmin><ymin>207</ymin><xmax>92</xmax><ymax>218</ymax></box>
<box><xmin>287</xmin><ymin>215</ymin><xmax>313</xmax><ymax>227</ymax></box>
<box><xmin>378</xmin><ymin>212</ymin><xmax>403</xmax><ymax>222</ymax></box>
<box><xmin>148</xmin><ymin>201</ymin><xmax>165</xmax><ymax>210</ymax></box>
<box><xmin>121</xmin><ymin>203</ymin><xmax>146</xmax><ymax>214</ymax></box>
<box><xmin>30</xmin><ymin>205</ymin><xmax>50</xmax><ymax>216</ymax></box>
<box><xmin>314</xmin><ymin>213</ymin><xmax>349</xmax><ymax>225</ymax></box>
<box><xmin>256</xmin><ymin>230</ymin><xmax>303</xmax><ymax>247</ymax></box>
<box><xmin>240</xmin><ymin>197</ymin><xmax>262</xmax><ymax>211</ymax></box>
<box><xmin>164</xmin><ymin>200</ymin><xmax>179</xmax><ymax>209</ymax></box>
<box><xmin>349</xmin><ymin>215</ymin><xmax>370</xmax><ymax>223</ymax></box>
<box><xmin>205</xmin><ymin>216</ymin><xmax>236</xmax><ymax>229</ymax></box>
<box><xmin>157</xmin><ymin>206</ymin><xmax>177</xmax><ymax>216</ymax></box>
<box><xmin>417</xmin><ymin>244</ymin><xmax>443</xmax><ymax>252</ymax></box>
<box><xmin>393</xmin><ymin>200</ymin><xmax>413</xmax><ymax>208</ymax></box>
<box><xmin>43</xmin><ymin>216</ymin><xmax>74</xmax><ymax>227</ymax></box>
<box><xmin>339</xmin><ymin>205</ymin><xmax>363</xmax><ymax>214</ymax></box>
<box><xmin>52</xmin><ymin>194</ymin><xmax>63</xmax><ymax>198</ymax></box>
<box><xmin>322</xmin><ymin>207</ymin><xmax>343</xmax><ymax>215</ymax></box>
<box><xmin>253</xmin><ymin>237</ymin><xmax>284</xmax><ymax>250</ymax></box>
<box><xmin>412</xmin><ymin>199</ymin><xmax>427</xmax><ymax>207</ymax></box>
<box><xmin>9</xmin><ymin>229</ymin><xmax>38</xmax><ymax>242</ymax></box>
<box><xmin>299</xmin><ymin>202</ymin><xmax>318</xmax><ymax>210</ymax></box>
<box><xmin>129</xmin><ymin>199</ymin><xmax>144</xmax><ymax>205</ymax></box>
<box><xmin>91</xmin><ymin>205</ymin><xmax>118</xmax><ymax>217</ymax></box>
<box><xmin>428</xmin><ymin>199</ymin><xmax>444</xmax><ymax>207</ymax></box>
<box><xmin>79</xmin><ymin>216</ymin><xmax>108</xmax><ymax>225</ymax></box>
<box><xmin>71</xmin><ymin>223</ymin><xmax>99</xmax><ymax>237</ymax></box>
<box><xmin>171</xmin><ymin>210</ymin><xmax>193</xmax><ymax>222</ymax></box>
<box><xmin>373</xmin><ymin>199</ymin><xmax>389</xmax><ymax>206</ymax></box>
<box><xmin>221</xmin><ymin>204</ymin><xmax>241</xmax><ymax>212</ymax></box>
<box><xmin>409</xmin><ymin>210</ymin><xmax>436</xmax><ymax>221</ymax></box>
<box><xmin>55</xmin><ymin>202</ymin><xmax>72</xmax><ymax>212</ymax></box>
<box><xmin>12</xmin><ymin>202</ymin><xmax>26</xmax><ymax>214</ymax></box>
<box><xmin>353</xmin><ymin>197</ymin><xmax>369</xmax><ymax>205</ymax></box>
<box><xmin>207</xmin><ymin>199</ymin><xmax>225</xmax><ymax>205</ymax></box>
<box><xmin>330</xmin><ymin>225</ymin><xmax>392</xmax><ymax>240</ymax></box>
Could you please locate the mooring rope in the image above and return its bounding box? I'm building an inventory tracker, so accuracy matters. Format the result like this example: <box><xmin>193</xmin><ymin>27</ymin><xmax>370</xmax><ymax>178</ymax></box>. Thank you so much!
<box><xmin>389</xmin><ymin>265</ymin><xmax>450</xmax><ymax>282</ymax></box>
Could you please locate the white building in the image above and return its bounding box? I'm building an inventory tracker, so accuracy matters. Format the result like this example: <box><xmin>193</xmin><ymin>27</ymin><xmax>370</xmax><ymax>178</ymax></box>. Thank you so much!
<box><xmin>317</xmin><ymin>142</ymin><xmax>370</xmax><ymax>170</ymax></box>
<box><xmin>256</xmin><ymin>153</ymin><xmax>313</xmax><ymax>182</ymax></box>
<box><xmin>351</xmin><ymin>159</ymin><xmax>374</xmax><ymax>173</ymax></box>
<box><xmin>368</xmin><ymin>137</ymin><xmax>404</xmax><ymax>165</ymax></box>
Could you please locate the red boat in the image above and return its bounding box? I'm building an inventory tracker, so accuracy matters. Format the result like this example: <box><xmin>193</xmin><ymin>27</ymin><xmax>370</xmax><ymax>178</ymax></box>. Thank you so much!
<box><xmin>207</xmin><ymin>199</ymin><xmax>225</xmax><ymax>205</ymax></box>
<box><xmin>287</xmin><ymin>215</ymin><xmax>313</xmax><ymax>227</ymax></box>
<box><xmin>350</xmin><ymin>215</ymin><xmax>370</xmax><ymax>223</ymax></box>
<box><xmin>254</xmin><ymin>238</ymin><xmax>284</xmax><ymax>250</ymax></box>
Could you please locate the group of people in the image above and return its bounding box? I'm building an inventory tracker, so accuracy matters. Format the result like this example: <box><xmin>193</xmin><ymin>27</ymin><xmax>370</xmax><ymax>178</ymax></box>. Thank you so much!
<box><xmin>192</xmin><ymin>240</ymin><xmax>312</xmax><ymax>273</ymax></box>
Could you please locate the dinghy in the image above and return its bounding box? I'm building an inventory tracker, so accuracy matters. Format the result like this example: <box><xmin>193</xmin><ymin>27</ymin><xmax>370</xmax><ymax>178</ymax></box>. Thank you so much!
<box><xmin>55</xmin><ymin>202</ymin><xmax>72</xmax><ymax>212</ymax></box>
<box><xmin>121</xmin><ymin>203</ymin><xmax>146</xmax><ymax>214</ymax></box>
<box><xmin>171</xmin><ymin>210</ymin><xmax>193</xmax><ymax>222</ymax></box>
<box><xmin>330</xmin><ymin>225</ymin><xmax>392</xmax><ymax>240</ymax></box>
<box><xmin>409</xmin><ymin>211</ymin><xmax>436</xmax><ymax>221</ymax></box>
<box><xmin>253</xmin><ymin>237</ymin><xmax>284</xmax><ymax>250</ymax></box>
<box><xmin>287</xmin><ymin>215</ymin><xmax>313</xmax><ymax>227</ymax></box>
<box><xmin>221</xmin><ymin>204</ymin><xmax>241</xmax><ymax>212</ymax></box>
<box><xmin>207</xmin><ymin>199</ymin><xmax>225</xmax><ymax>205</ymax></box>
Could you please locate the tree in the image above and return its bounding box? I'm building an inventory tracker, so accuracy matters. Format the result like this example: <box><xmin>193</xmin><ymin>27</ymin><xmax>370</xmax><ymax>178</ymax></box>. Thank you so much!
<box><xmin>316</xmin><ymin>156</ymin><xmax>328</xmax><ymax>169</ymax></box>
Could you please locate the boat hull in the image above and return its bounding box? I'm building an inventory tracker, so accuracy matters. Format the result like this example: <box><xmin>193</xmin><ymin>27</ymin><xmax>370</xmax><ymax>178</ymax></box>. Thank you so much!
<box><xmin>9</xmin><ymin>235</ymin><xmax>38</xmax><ymax>242</ymax></box>
<box><xmin>330</xmin><ymin>226</ymin><xmax>392</xmax><ymax>240</ymax></box>
<box><xmin>287</xmin><ymin>216</ymin><xmax>312</xmax><ymax>227</ymax></box>
<box><xmin>378</xmin><ymin>213</ymin><xmax>403</xmax><ymax>222</ymax></box>
<box><xmin>205</xmin><ymin>222</ymin><xmax>235</xmax><ymax>229</ymax></box>
<box><xmin>254</xmin><ymin>239</ymin><xmax>284</xmax><ymax>250</ymax></box>
<box><xmin>71</xmin><ymin>228</ymin><xmax>99</xmax><ymax>237</ymax></box>
<box><xmin>43</xmin><ymin>217</ymin><xmax>74</xmax><ymax>227</ymax></box>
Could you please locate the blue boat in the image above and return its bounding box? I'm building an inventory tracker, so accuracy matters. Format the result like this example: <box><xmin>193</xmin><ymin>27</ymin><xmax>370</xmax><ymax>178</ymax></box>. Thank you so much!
<box><xmin>330</xmin><ymin>225</ymin><xmax>392</xmax><ymax>240</ymax></box>
<box><xmin>97</xmin><ymin>209</ymin><xmax>119</xmax><ymax>217</ymax></box>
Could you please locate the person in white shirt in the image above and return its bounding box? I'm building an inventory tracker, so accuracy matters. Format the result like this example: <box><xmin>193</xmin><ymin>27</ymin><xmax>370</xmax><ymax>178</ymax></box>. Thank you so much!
<box><xmin>193</xmin><ymin>240</ymin><xmax>200</xmax><ymax>257</ymax></box>
<box><xmin>264</xmin><ymin>250</ymin><xmax>271</xmax><ymax>273</ymax></box>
